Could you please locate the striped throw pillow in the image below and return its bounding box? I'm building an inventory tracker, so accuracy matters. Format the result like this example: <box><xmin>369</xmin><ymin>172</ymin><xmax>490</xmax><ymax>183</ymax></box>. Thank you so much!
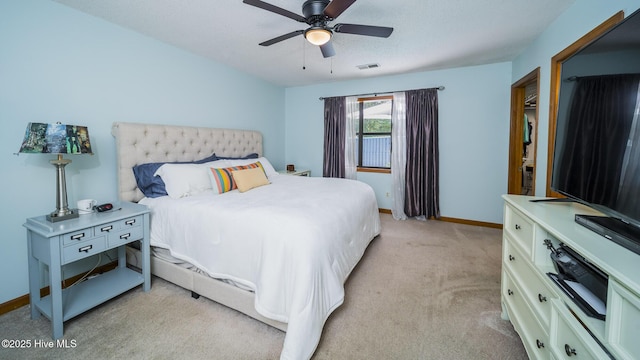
<box><xmin>209</xmin><ymin>161</ymin><xmax>265</xmax><ymax>194</ymax></box>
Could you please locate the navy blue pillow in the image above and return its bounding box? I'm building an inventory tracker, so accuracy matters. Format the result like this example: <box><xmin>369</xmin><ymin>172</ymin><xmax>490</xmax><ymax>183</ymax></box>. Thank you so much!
<box><xmin>214</xmin><ymin>153</ymin><xmax>259</xmax><ymax>160</ymax></box>
<box><xmin>133</xmin><ymin>153</ymin><xmax>218</xmax><ymax>198</ymax></box>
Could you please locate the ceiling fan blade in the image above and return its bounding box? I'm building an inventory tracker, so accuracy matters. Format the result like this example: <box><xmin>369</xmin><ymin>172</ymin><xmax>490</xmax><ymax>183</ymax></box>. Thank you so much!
<box><xmin>323</xmin><ymin>0</ymin><xmax>357</xmax><ymax>19</ymax></box>
<box><xmin>333</xmin><ymin>23</ymin><xmax>393</xmax><ymax>37</ymax></box>
<box><xmin>243</xmin><ymin>0</ymin><xmax>306</xmax><ymax>23</ymax></box>
<box><xmin>320</xmin><ymin>41</ymin><xmax>336</xmax><ymax>58</ymax></box>
<box><xmin>259</xmin><ymin>30</ymin><xmax>304</xmax><ymax>46</ymax></box>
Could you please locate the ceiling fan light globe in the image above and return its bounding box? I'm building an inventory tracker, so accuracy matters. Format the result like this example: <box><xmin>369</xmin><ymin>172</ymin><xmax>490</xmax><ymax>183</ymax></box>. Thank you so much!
<box><xmin>305</xmin><ymin>28</ymin><xmax>331</xmax><ymax>46</ymax></box>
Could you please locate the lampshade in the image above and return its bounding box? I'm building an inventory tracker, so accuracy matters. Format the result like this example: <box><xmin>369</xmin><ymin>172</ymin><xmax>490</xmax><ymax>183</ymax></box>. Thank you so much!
<box><xmin>19</xmin><ymin>122</ymin><xmax>93</xmax><ymax>222</ymax></box>
<box><xmin>305</xmin><ymin>28</ymin><xmax>332</xmax><ymax>46</ymax></box>
<box><xmin>19</xmin><ymin>122</ymin><xmax>93</xmax><ymax>155</ymax></box>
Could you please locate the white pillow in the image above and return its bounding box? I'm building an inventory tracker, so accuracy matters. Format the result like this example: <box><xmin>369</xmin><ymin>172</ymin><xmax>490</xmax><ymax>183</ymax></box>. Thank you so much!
<box><xmin>226</xmin><ymin>157</ymin><xmax>278</xmax><ymax>178</ymax></box>
<box><xmin>155</xmin><ymin>160</ymin><xmax>230</xmax><ymax>198</ymax></box>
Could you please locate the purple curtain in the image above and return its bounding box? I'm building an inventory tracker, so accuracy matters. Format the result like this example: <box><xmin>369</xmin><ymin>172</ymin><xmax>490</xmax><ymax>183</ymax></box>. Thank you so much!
<box><xmin>404</xmin><ymin>88</ymin><xmax>440</xmax><ymax>218</ymax></box>
<box><xmin>323</xmin><ymin>96</ymin><xmax>347</xmax><ymax>178</ymax></box>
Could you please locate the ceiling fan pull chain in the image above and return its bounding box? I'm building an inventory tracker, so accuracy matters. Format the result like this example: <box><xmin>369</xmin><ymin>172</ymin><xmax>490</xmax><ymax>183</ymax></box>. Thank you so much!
<box><xmin>302</xmin><ymin>36</ymin><xmax>306</xmax><ymax>70</ymax></box>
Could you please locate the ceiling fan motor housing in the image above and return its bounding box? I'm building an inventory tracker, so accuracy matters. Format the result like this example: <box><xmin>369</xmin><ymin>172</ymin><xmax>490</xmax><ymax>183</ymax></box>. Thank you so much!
<box><xmin>303</xmin><ymin>0</ymin><xmax>330</xmax><ymax>22</ymax></box>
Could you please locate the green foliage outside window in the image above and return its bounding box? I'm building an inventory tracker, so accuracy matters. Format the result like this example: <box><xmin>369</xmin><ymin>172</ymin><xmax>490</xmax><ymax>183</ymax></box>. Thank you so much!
<box><xmin>361</xmin><ymin>100</ymin><xmax>391</xmax><ymax>133</ymax></box>
<box><xmin>364</xmin><ymin>118</ymin><xmax>391</xmax><ymax>133</ymax></box>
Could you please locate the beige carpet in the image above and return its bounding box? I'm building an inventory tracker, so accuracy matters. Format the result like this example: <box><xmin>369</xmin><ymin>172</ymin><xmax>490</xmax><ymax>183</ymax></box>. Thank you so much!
<box><xmin>0</xmin><ymin>214</ymin><xmax>527</xmax><ymax>359</ymax></box>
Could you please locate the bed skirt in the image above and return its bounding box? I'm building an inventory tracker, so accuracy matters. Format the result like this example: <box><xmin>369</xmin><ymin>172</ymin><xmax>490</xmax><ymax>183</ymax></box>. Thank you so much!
<box><xmin>125</xmin><ymin>245</ymin><xmax>288</xmax><ymax>332</ymax></box>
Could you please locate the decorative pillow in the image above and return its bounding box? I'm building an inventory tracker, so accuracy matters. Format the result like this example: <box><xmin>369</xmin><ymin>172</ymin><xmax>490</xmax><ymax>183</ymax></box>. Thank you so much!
<box><xmin>226</xmin><ymin>157</ymin><xmax>278</xmax><ymax>178</ymax></box>
<box><xmin>209</xmin><ymin>162</ymin><xmax>265</xmax><ymax>194</ymax></box>
<box><xmin>232</xmin><ymin>167</ymin><xmax>270</xmax><ymax>193</ymax></box>
<box><xmin>155</xmin><ymin>160</ymin><xmax>230</xmax><ymax>198</ymax></box>
<box><xmin>133</xmin><ymin>153</ymin><xmax>218</xmax><ymax>198</ymax></box>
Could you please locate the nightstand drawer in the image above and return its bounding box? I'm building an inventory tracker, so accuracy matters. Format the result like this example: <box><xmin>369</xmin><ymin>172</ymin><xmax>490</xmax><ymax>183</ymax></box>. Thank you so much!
<box><xmin>62</xmin><ymin>228</ymin><xmax>96</xmax><ymax>246</ymax></box>
<box><xmin>62</xmin><ymin>236</ymin><xmax>107</xmax><ymax>263</ymax></box>
<box><xmin>107</xmin><ymin>226</ymin><xmax>144</xmax><ymax>248</ymax></box>
<box><xmin>96</xmin><ymin>215</ymin><xmax>142</xmax><ymax>235</ymax></box>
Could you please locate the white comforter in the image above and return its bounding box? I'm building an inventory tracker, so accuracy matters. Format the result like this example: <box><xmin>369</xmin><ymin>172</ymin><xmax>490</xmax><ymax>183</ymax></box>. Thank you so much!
<box><xmin>140</xmin><ymin>174</ymin><xmax>381</xmax><ymax>360</ymax></box>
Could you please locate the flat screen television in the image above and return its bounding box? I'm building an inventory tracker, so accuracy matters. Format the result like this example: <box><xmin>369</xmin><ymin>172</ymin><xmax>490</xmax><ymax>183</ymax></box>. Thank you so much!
<box><xmin>550</xmin><ymin>8</ymin><xmax>640</xmax><ymax>255</ymax></box>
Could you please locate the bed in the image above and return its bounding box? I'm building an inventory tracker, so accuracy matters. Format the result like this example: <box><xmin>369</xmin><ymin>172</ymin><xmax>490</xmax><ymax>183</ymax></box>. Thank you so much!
<box><xmin>111</xmin><ymin>122</ymin><xmax>381</xmax><ymax>360</ymax></box>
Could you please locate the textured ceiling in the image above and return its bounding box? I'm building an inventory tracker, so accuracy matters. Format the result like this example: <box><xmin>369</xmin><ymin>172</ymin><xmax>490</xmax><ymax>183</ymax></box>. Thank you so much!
<box><xmin>53</xmin><ymin>0</ymin><xmax>576</xmax><ymax>87</ymax></box>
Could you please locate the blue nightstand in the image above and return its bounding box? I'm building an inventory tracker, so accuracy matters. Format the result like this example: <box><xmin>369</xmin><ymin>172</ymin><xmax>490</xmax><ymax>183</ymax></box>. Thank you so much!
<box><xmin>24</xmin><ymin>201</ymin><xmax>150</xmax><ymax>339</ymax></box>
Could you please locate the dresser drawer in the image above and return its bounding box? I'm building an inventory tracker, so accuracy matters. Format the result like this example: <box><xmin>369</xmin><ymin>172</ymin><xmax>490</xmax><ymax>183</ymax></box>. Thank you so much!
<box><xmin>550</xmin><ymin>300</ymin><xmax>609</xmax><ymax>360</ymax></box>
<box><xmin>503</xmin><ymin>271</ymin><xmax>550</xmax><ymax>359</ymax></box>
<box><xmin>607</xmin><ymin>280</ymin><xmax>640</xmax><ymax>359</ymax></box>
<box><xmin>62</xmin><ymin>228</ymin><xmax>95</xmax><ymax>246</ymax></box>
<box><xmin>504</xmin><ymin>237</ymin><xmax>556</xmax><ymax>328</ymax></box>
<box><xmin>62</xmin><ymin>236</ymin><xmax>107</xmax><ymax>263</ymax></box>
<box><xmin>107</xmin><ymin>225</ymin><xmax>144</xmax><ymax>248</ymax></box>
<box><xmin>504</xmin><ymin>205</ymin><xmax>534</xmax><ymax>256</ymax></box>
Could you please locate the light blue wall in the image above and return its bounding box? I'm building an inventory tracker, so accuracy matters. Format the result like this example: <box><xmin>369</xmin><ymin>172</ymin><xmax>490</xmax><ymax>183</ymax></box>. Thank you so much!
<box><xmin>0</xmin><ymin>0</ymin><xmax>285</xmax><ymax>304</ymax></box>
<box><xmin>511</xmin><ymin>0</ymin><xmax>640</xmax><ymax>197</ymax></box>
<box><xmin>285</xmin><ymin>62</ymin><xmax>513</xmax><ymax>223</ymax></box>
<box><xmin>3</xmin><ymin>0</ymin><xmax>639</xmax><ymax>307</ymax></box>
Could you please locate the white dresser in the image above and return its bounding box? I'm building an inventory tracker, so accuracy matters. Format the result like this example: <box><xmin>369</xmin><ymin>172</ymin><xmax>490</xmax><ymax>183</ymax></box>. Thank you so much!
<box><xmin>501</xmin><ymin>195</ymin><xmax>640</xmax><ymax>360</ymax></box>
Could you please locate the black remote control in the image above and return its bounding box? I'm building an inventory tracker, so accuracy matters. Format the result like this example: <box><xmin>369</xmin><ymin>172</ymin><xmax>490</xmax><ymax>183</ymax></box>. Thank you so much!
<box><xmin>95</xmin><ymin>203</ymin><xmax>113</xmax><ymax>212</ymax></box>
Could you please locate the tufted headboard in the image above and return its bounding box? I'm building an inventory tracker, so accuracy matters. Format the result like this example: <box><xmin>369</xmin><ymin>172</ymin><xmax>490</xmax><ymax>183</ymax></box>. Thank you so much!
<box><xmin>111</xmin><ymin>122</ymin><xmax>263</xmax><ymax>202</ymax></box>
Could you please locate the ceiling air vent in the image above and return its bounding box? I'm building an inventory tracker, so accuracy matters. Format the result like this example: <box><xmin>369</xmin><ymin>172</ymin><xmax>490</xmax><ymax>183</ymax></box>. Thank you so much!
<box><xmin>357</xmin><ymin>63</ymin><xmax>380</xmax><ymax>70</ymax></box>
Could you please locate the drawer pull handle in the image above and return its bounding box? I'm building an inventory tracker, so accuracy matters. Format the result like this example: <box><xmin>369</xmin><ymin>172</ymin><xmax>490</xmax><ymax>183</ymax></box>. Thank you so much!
<box><xmin>515</xmin><ymin>224</ymin><xmax>521</xmax><ymax>230</ymax></box>
<box><xmin>70</xmin><ymin>233</ymin><xmax>85</xmax><ymax>240</ymax></box>
<box><xmin>507</xmin><ymin>289</ymin><xmax>513</xmax><ymax>296</ymax></box>
<box><xmin>536</xmin><ymin>339</ymin><xmax>544</xmax><ymax>349</ymax></box>
<box><xmin>101</xmin><ymin>225</ymin><xmax>113</xmax><ymax>232</ymax></box>
<box><xmin>78</xmin><ymin>245</ymin><xmax>93</xmax><ymax>253</ymax></box>
<box><xmin>508</xmin><ymin>254</ymin><xmax>515</xmax><ymax>261</ymax></box>
<box><xmin>538</xmin><ymin>293</ymin><xmax>547</xmax><ymax>302</ymax></box>
<box><xmin>125</xmin><ymin>219</ymin><xmax>136</xmax><ymax>226</ymax></box>
<box><xmin>120</xmin><ymin>233</ymin><xmax>131</xmax><ymax>240</ymax></box>
<box><xmin>565</xmin><ymin>344</ymin><xmax>576</xmax><ymax>356</ymax></box>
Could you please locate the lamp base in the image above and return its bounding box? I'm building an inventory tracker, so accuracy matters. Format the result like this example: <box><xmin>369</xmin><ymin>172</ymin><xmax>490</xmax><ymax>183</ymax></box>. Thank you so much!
<box><xmin>47</xmin><ymin>154</ymin><xmax>77</xmax><ymax>223</ymax></box>
<box><xmin>47</xmin><ymin>209</ymin><xmax>79</xmax><ymax>223</ymax></box>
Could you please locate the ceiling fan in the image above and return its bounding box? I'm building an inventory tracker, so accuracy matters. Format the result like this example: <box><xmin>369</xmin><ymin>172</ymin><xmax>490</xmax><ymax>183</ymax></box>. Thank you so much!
<box><xmin>242</xmin><ymin>0</ymin><xmax>394</xmax><ymax>58</ymax></box>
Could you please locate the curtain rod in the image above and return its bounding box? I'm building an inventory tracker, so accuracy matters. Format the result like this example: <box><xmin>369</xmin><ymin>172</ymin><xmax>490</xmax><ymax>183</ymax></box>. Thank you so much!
<box><xmin>318</xmin><ymin>86</ymin><xmax>445</xmax><ymax>101</ymax></box>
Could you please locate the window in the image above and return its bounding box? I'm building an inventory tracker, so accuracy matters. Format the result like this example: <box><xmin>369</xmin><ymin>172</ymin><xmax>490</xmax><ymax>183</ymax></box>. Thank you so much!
<box><xmin>355</xmin><ymin>96</ymin><xmax>393</xmax><ymax>169</ymax></box>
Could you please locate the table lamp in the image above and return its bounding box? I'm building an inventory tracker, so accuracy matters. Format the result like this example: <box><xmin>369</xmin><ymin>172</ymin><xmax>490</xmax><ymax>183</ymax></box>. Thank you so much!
<box><xmin>18</xmin><ymin>122</ymin><xmax>93</xmax><ymax>222</ymax></box>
